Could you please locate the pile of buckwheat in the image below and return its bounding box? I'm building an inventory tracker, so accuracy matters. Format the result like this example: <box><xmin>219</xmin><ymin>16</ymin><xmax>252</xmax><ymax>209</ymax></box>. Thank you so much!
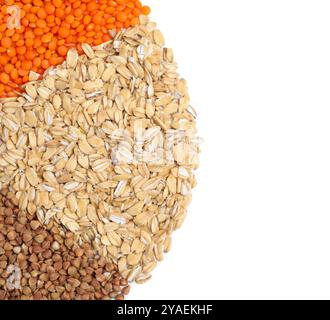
<box><xmin>0</xmin><ymin>17</ymin><xmax>199</xmax><ymax>299</ymax></box>
<box><xmin>0</xmin><ymin>188</ymin><xmax>129</xmax><ymax>300</ymax></box>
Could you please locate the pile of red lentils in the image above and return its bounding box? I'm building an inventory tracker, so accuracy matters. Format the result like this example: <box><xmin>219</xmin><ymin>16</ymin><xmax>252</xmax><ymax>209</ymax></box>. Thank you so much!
<box><xmin>0</xmin><ymin>0</ymin><xmax>150</xmax><ymax>97</ymax></box>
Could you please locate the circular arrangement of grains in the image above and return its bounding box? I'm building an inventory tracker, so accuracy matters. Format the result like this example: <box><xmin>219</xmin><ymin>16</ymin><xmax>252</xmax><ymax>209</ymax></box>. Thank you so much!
<box><xmin>0</xmin><ymin>1</ymin><xmax>199</xmax><ymax>300</ymax></box>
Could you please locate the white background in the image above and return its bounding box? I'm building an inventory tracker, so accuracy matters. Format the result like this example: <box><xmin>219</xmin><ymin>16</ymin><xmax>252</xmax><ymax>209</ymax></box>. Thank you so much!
<box><xmin>129</xmin><ymin>0</ymin><xmax>330</xmax><ymax>300</ymax></box>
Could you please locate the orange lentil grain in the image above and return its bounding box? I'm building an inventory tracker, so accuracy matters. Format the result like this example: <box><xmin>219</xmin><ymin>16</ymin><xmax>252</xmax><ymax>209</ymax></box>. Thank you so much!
<box><xmin>0</xmin><ymin>73</ymin><xmax>10</xmax><ymax>84</ymax></box>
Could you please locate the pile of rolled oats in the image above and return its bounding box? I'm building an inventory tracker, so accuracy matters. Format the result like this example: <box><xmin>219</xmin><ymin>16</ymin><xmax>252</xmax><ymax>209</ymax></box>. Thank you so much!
<box><xmin>0</xmin><ymin>17</ymin><xmax>199</xmax><ymax>290</ymax></box>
